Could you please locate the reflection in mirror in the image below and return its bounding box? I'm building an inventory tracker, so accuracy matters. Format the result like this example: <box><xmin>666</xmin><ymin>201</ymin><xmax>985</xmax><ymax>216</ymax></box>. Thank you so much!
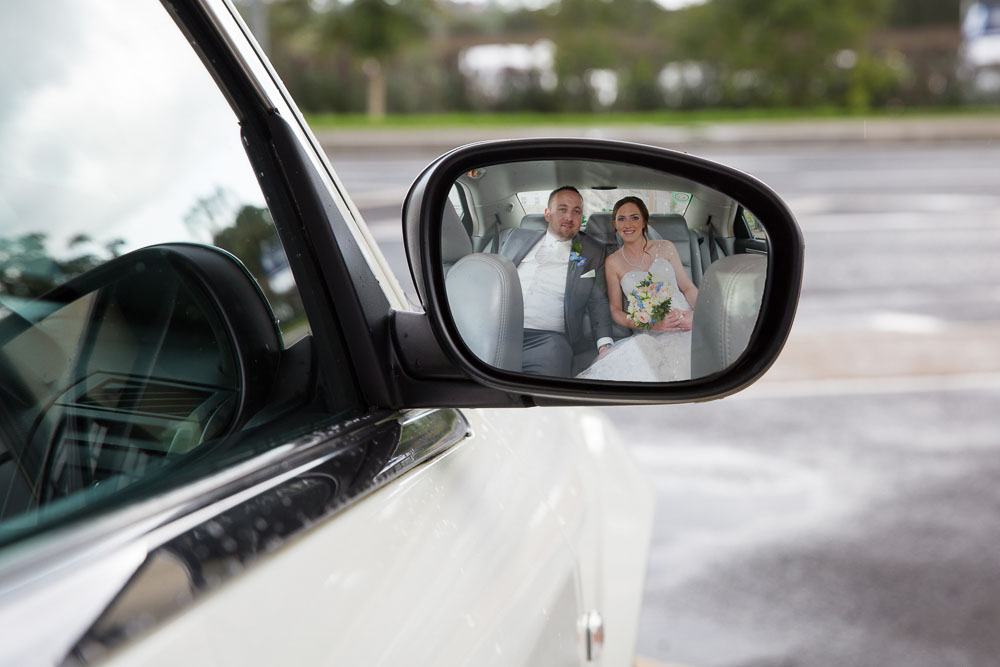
<box><xmin>0</xmin><ymin>1</ymin><xmax>308</xmax><ymax>344</ymax></box>
<box><xmin>0</xmin><ymin>248</ymin><xmax>242</xmax><ymax>540</ymax></box>
<box><xmin>440</xmin><ymin>159</ymin><xmax>768</xmax><ymax>383</ymax></box>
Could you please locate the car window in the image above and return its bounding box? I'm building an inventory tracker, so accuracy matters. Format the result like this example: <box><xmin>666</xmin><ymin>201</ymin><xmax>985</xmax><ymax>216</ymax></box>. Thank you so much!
<box><xmin>517</xmin><ymin>188</ymin><xmax>692</xmax><ymax>223</ymax></box>
<box><xmin>739</xmin><ymin>207</ymin><xmax>767</xmax><ymax>240</ymax></box>
<box><xmin>448</xmin><ymin>184</ymin><xmax>474</xmax><ymax>236</ymax></box>
<box><xmin>0</xmin><ymin>3</ymin><xmax>307</xmax><ymax>343</ymax></box>
<box><xmin>0</xmin><ymin>1</ymin><xmax>360</xmax><ymax>546</ymax></box>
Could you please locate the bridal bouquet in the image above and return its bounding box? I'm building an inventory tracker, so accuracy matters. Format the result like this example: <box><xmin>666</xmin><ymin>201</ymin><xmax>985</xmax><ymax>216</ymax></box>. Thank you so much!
<box><xmin>626</xmin><ymin>272</ymin><xmax>672</xmax><ymax>329</ymax></box>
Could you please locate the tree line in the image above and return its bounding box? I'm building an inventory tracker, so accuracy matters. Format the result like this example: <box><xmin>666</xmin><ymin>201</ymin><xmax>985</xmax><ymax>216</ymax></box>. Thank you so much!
<box><xmin>237</xmin><ymin>0</ymin><xmax>969</xmax><ymax>117</ymax></box>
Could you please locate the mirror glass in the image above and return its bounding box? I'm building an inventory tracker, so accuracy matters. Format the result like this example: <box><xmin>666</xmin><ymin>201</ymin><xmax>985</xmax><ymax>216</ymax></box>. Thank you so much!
<box><xmin>0</xmin><ymin>250</ymin><xmax>243</xmax><ymax>536</ymax></box>
<box><xmin>439</xmin><ymin>158</ymin><xmax>769</xmax><ymax>382</ymax></box>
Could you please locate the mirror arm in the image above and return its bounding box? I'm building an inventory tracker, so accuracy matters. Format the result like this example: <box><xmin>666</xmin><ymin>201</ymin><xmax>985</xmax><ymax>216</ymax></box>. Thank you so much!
<box><xmin>390</xmin><ymin>310</ymin><xmax>469</xmax><ymax>380</ymax></box>
<box><xmin>388</xmin><ymin>310</ymin><xmax>535</xmax><ymax>408</ymax></box>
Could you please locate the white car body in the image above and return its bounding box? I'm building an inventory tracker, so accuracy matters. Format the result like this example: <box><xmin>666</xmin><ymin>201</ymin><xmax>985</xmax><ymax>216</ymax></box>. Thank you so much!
<box><xmin>100</xmin><ymin>408</ymin><xmax>652</xmax><ymax>666</ymax></box>
<box><xmin>0</xmin><ymin>1</ymin><xmax>800</xmax><ymax>664</ymax></box>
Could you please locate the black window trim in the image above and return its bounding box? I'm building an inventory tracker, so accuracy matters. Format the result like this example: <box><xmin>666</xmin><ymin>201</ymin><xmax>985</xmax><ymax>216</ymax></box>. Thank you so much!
<box><xmin>166</xmin><ymin>0</ymin><xmax>373</xmax><ymax>414</ymax></box>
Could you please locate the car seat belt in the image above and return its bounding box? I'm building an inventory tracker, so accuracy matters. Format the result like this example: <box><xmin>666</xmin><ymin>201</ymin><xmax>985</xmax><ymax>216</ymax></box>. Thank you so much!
<box><xmin>707</xmin><ymin>215</ymin><xmax>721</xmax><ymax>262</ymax></box>
<box><xmin>490</xmin><ymin>213</ymin><xmax>502</xmax><ymax>253</ymax></box>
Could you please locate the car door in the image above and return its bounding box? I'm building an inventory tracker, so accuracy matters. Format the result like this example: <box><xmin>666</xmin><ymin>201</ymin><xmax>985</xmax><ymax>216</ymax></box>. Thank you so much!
<box><xmin>95</xmin><ymin>406</ymin><xmax>652</xmax><ymax>666</ymax></box>
<box><xmin>0</xmin><ymin>2</ymin><xmax>656</xmax><ymax>665</ymax></box>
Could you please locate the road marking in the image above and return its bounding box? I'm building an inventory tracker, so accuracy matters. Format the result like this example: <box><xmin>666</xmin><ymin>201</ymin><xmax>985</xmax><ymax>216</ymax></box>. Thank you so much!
<box><xmin>740</xmin><ymin>371</ymin><xmax>1000</xmax><ymax>400</ymax></box>
<box><xmin>366</xmin><ymin>219</ymin><xmax>403</xmax><ymax>242</ymax></box>
<box><xmin>786</xmin><ymin>193</ymin><xmax>1000</xmax><ymax>216</ymax></box>
<box><xmin>635</xmin><ymin>659</ymin><xmax>692</xmax><ymax>667</ymax></box>
<box><xmin>347</xmin><ymin>187</ymin><xmax>408</xmax><ymax>209</ymax></box>
<box><xmin>796</xmin><ymin>212</ymin><xmax>1000</xmax><ymax>233</ymax></box>
<box><xmin>865</xmin><ymin>311</ymin><xmax>946</xmax><ymax>334</ymax></box>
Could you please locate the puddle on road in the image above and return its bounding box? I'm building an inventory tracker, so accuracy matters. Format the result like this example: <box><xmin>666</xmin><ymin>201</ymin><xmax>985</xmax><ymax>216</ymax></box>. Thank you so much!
<box><xmin>631</xmin><ymin>444</ymin><xmax>847</xmax><ymax>587</ymax></box>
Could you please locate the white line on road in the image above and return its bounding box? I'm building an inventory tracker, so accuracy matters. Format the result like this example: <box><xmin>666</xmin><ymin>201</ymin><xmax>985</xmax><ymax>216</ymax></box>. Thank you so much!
<box><xmin>365</xmin><ymin>219</ymin><xmax>404</xmax><ymax>242</ymax></box>
<box><xmin>346</xmin><ymin>188</ymin><xmax>408</xmax><ymax>209</ymax></box>
<box><xmin>795</xmin><ymin>212</ymin><xmax>1000</xmax><ymax>233</ymax></box>
<box><xmin>786</xmin><ymin>193</ymin><xmax>1000</xmax><ymax>216</ymax></box>
<box><xmin>635</xmin><ymin>659</ymin><xmax>691</xmax><ymax>667</ymax></box>
<box><xmin>740</xmin><ymin>371</ymin><xmax>1000</xmax><ymax>400</ymax></box>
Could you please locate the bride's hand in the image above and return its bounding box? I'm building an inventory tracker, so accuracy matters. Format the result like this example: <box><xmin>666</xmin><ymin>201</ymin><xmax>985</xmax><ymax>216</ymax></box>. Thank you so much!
<box><xmin>653</xmin><ymin>310</ymin><xmax>692</xmax><ymax>332</ymax></box>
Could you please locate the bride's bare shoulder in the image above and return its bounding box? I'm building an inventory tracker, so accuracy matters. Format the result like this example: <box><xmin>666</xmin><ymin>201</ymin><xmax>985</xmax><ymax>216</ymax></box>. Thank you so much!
<box><xmin>605</xmin><ymin>248</ymin><xmax>626</xmax><ymax>271</ymax></box>
<box><xmin>649</xmin><ymin>239</ymin><xmax>678</xmax><ymax>257</ymax></box>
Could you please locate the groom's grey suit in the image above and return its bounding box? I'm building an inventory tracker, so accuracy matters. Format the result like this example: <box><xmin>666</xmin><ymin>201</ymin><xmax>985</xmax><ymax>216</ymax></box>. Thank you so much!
<box><xmin>499</xmin><ymin>228</ymin><xmax>612</xmax><ymax>376</ymax></box>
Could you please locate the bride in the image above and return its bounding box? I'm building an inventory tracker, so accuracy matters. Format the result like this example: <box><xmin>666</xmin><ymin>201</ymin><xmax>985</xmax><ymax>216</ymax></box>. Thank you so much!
<box><xmin>577</xmin><ymin>196</ymin><xmax>699</xmax><ymax>382</ymax></box>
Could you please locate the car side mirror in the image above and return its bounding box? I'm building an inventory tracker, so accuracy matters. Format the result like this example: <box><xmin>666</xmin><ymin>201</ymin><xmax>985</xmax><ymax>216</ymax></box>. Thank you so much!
<box><xmin>400</xmin><ymin>139</ymin><xmax>803</xmax><ymax>404</ymax></box>
<box><xmin>0</xmin><ymin>243</ymin><xmax>284</xmax><ymax>505</ymax></box>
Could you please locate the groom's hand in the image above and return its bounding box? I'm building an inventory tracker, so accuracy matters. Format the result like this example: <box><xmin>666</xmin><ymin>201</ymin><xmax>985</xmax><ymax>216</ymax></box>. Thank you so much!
<box><xmin>597</xmin><ymin>343</ymin><xmax>612</xmax><ymax>360</ymax></box>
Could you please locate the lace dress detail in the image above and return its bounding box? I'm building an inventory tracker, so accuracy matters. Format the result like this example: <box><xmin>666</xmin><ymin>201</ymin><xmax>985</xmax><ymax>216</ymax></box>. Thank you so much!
<box><xmin>577</xmin><ymin>257</ymin><xmax>692</xmax><ymax>382</ymax></box>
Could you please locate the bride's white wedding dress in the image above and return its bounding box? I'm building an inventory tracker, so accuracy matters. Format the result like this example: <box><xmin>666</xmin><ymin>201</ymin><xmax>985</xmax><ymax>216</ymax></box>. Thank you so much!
<box><xmin>577</xmin><ymin>257</ymin><xmax>692</xmax><ymax>382</ymax></box>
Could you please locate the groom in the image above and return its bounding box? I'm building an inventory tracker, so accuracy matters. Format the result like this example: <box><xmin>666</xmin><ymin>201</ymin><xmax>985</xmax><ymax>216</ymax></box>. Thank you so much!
<box><xmin>499</xmin><ymin>186</ymin><xmax>613</xmax><ymax>376</ymax></box>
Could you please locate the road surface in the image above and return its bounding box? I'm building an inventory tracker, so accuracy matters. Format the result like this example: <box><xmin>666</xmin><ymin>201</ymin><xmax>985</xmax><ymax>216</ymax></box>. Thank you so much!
<box><xmin>327</xmin><ymin>136</ymin><xmax>1000</xmax><ymax>667</ymax></box>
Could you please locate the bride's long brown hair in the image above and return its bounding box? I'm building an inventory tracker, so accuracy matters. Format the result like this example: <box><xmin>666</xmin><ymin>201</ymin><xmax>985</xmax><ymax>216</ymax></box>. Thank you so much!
<box><xmin>612</xmin><ymin>196</ymin><xmax>651</xmax><ymax>251</ymax></box>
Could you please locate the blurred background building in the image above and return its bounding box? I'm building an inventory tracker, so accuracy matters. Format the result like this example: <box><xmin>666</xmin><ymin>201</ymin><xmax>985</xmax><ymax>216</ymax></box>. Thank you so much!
<box><xmin>234</xmin><ymin>0</ymin><xmax>992</xmax><ymax>119</ymax></box>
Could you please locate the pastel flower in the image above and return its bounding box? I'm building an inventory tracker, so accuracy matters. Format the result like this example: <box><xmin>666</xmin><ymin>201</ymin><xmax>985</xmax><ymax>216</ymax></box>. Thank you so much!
<box><xmin>626</xmin><ymin>270</ymin><xmax>673</xmax><ymax>329</ymax></box>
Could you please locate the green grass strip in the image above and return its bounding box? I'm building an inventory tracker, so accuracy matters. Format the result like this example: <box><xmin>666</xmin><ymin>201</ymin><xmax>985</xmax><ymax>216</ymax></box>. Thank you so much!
<box><xmin>306</xmin><ymin>106</ymin><xmax>1000</xmax><ymax>130</ymax></box>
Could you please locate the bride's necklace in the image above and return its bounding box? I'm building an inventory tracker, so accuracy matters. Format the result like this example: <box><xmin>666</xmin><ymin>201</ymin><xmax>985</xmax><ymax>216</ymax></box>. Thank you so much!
<box><xmin>622</xmin><ymin>243</ymin><xmax>648</xmax><ymax>269</ymax></box>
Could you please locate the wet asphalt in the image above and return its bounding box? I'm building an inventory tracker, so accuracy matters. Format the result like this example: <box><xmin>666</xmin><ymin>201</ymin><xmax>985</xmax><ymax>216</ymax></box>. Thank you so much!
<box><xmin>328</xmin><ymin>126</ymin><xmax>1000</xmax><ymax>667</ymax></box>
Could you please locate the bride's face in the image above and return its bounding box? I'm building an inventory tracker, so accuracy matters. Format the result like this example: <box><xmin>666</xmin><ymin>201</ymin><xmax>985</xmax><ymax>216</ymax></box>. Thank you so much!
<box><xmin>615</xmin><ymin>203</ymin><xmax>646</xmax><ymax>242</ymax></box>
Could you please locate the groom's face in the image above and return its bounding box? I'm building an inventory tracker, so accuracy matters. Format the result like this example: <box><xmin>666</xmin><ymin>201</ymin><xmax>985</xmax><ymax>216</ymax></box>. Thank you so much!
<box><xmin>545</xmin><ymin>190</ymin><xmax>584</xmax><ymax>241</ymax></box>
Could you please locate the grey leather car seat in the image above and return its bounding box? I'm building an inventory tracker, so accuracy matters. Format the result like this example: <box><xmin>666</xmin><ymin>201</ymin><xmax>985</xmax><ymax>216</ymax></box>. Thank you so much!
<box><xmin>578</xmin><ymin>212</ymin><xmax>631</xmax><ymax>342</ymax></box>
<box><xmin>442</xmin><ymin>206</ymin><xmax>524</xmax><ymax>372</ymax></box>
<box><xmin>648</xmin><ymin>214</ymin><xmax>704</xmax><ymax>287</ymax></box>
<box><xmin>690</xmin><ymin>254</ymin><xmax>766</xmax><ymax>378</ymax></box>
<box><xmin>583</xmin><ymin>212</ymin><xmax>616</xmax><ymax>253</ymax></box>
<box><xmin>442</xmin><ymin>204</ymin><xmax>473</xmax><ymax>274</ymax></box>
<box><xmin>519</xmin><ymin>213</ymin><xmax>548</xmax><ymax>231</ymax></box>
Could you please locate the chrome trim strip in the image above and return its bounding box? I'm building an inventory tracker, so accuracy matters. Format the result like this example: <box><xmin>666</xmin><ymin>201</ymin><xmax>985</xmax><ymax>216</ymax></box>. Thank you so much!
<box><xmin>58</xmin><ymin>409</ymin><xmax>468</xmax><ymax>664</ymax></box>
<box><xmin>196</xmin><ymin>0</ymin><xmax>275</xmax><ymax>112</ymax></box>
<box><xmin>378</xmin><ymin>408</ymin><xmax>472</xmax><ymax>483</ymax></box>
<box><xmin>0</xmin><ymin>411</ymin><xmax>388</xmax><ymax>666</ymax></box>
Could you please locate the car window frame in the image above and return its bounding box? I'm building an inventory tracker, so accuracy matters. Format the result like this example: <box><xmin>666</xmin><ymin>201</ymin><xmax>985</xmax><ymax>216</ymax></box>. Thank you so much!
<box><xmin>0</xmin><ymin>0</ymin><xmax>384</xmax><ymax>547</ymax></box>
<box><xmin>0</xmin><ymin>3</ymin><xmax>480</xmax><ymax>661</ymax></box>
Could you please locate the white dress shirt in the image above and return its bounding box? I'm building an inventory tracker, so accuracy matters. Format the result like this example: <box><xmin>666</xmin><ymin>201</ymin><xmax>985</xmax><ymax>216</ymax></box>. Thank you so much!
<box><xmin>517</xmin><ymin>232</ymin><xmax>613</xmax><ymax>351</ymax></box>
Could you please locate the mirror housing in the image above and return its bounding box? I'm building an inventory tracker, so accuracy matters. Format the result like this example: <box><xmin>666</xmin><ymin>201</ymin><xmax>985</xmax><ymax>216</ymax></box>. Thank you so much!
<box><xmin>400</xmin><ymin>138</ymin><xmax>804</xmax><ymax>404</ymax></box>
